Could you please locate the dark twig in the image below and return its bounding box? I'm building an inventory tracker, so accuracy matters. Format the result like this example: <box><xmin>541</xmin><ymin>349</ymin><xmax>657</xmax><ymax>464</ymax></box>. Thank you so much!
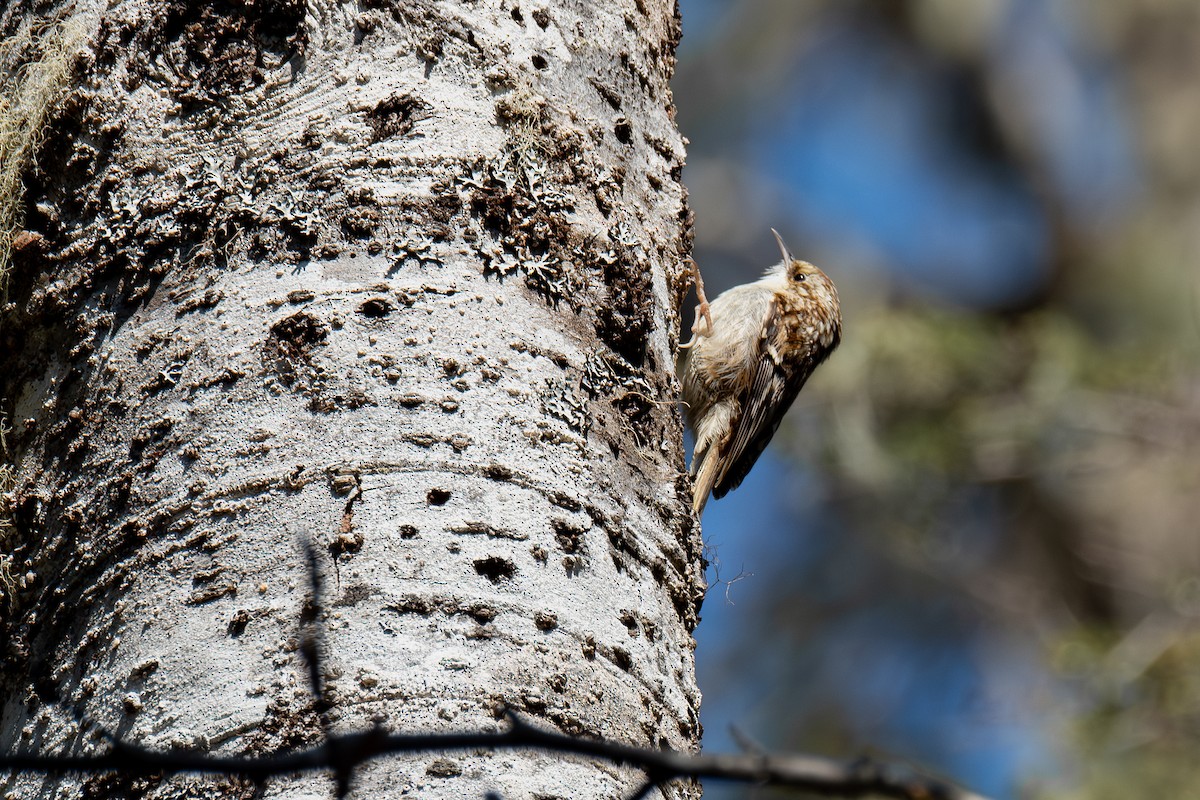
<box><xmin>0</xmin><ymin>709</ymin><xmax>989</xmax><ymax>800</ymax></box>
<box><xmin>298</xmin><ymin>538</ymin><xmax>355</xmax><ymax>798</ymax></box>
<box><xmin>298</xmin><ymin>539</ymin><xmax>329</xmax><ymax>724</ymax></box>
<box><xmin>3</xmin><ymin>538</ymin><xmax>990</xmax><ymax>800</ymax></box>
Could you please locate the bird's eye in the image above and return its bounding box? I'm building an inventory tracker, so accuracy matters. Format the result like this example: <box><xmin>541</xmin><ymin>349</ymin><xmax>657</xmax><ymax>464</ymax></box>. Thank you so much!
<box><xmin>795</xmin><ymin>273</ymin><xmax>807</xmax><ymax>282</ymax></box>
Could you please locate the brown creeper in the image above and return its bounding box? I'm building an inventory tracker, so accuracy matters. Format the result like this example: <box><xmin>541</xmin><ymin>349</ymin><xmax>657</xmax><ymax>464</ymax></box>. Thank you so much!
<box><xmin>680</xmin><ymin>230</ymin><xmax>842</xmax><ymax>514</ymax></box>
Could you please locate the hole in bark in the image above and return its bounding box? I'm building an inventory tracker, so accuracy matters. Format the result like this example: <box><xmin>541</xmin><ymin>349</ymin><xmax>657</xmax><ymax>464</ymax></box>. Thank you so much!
<box><xmin>427</xmin><ymin>488</ymin><xmax>451</xmax><ymax>505</ymax></box>
<box><xmin>358</xmin><ymin>298</ymin><xmax>393</xmax><ymax>318</ymax></box>
<box><xmin>611</xmin><ymin>646</ymin><xmax>632</xmax><ymax>671</ymax></box>
<box><xmin>531</xmin><ymin>54</ymin><xmax>548</xmax><ymax>70</ymax></box>
<box><xmin>227</xmin><ymin>610</ymin><xmax>250</xmax><ymax>636</ymax></box>
<box><xmin>399</xmin><ymin>525</ymin><xmax>419</xmax><ymax>539</ymax></box>
<box><xmin>510</xmin><ymin>6</ymin><xmax>524</xmax><ymax>23</ymax></box>
<box><xmin>473</xmin><ymin>556</ymin><xmax>516</xmax><ymax>583</ymax></box>
<box><xmin>614</xmin><ymin>117</ymin><xmax>633</xmax><ymax>144</ymax></box>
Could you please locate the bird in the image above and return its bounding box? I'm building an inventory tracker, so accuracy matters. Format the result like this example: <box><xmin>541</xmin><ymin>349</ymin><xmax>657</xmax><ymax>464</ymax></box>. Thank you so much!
<box><xmin>679</xmin><ymin>230</ymin><xmax>842</xmax><ymax>514</ymax></box>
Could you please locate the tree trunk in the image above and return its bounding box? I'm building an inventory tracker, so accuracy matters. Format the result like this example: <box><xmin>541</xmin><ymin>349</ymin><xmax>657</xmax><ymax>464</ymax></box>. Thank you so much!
<box><xmin>0</xmin><ymin>1</ymin><xmax>703</xmax><ymax>797</ymax></box>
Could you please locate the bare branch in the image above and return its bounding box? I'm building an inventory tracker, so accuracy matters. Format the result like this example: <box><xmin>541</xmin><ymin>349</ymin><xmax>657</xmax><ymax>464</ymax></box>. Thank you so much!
<box><xmin>299</xmin><ymin>537</ymin><xmax>356</xmax><ymax>798</ymax></box>
<box><xmin>297</xmin><ymin>538</ymin><xmax>329</xmax><ymax>724</ymax></box>
<box><xmin>0</xmin><ymin>709</ymin><xmax>989</xmax><ymax>800</ymax></box>
<box><xmin>2</xmin><ymin>539</ymin><xmax>987</xmax><ymax>800</ymax></box>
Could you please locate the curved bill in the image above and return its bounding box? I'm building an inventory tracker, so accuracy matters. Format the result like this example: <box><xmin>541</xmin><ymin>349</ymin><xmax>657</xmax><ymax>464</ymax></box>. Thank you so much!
<box><xmin>770</xmin><ymin>228</ymin><xmax>793</xmax><ymax>263</ymax></box>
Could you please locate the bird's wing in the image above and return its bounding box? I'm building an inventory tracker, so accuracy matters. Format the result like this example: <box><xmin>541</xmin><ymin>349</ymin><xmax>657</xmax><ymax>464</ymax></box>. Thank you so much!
<box><xmin>711</xmin><ymin>297</ymin><xmax>806</xmax><ymax>499</ymax></box>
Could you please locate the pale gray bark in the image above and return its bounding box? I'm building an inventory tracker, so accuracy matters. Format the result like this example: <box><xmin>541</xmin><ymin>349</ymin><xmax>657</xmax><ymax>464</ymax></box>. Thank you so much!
<box><xmin>0</xmin><ymin>1</ymin><xmax>702</xmax><ymax>797</ymax></box>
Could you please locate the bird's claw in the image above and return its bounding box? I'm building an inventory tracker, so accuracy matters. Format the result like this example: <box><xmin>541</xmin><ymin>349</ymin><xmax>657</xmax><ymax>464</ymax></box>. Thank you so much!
<box><xmin>679</xmin><ymin>301</ymin><xmax>713</xmax><ymax>350</ymax></box>
<box><xmin>679</xmin><ymin>258</ymin><xmax>713</xmax><ymax>350</ymax></box>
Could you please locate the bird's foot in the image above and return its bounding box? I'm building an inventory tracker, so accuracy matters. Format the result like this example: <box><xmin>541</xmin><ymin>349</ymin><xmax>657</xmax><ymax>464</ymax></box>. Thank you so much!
<box><xmin>679</xmin><ymin>258</ymin><xmax>713</xmax><ymax>350</ymax></box>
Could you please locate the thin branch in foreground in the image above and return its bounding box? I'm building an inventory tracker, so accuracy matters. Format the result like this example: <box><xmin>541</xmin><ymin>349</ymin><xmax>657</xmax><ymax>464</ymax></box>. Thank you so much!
<box><xmin>6</xmin><ymin>537</ymin><xmax>989</xmax><ymax>800</ymax></box>
<box><xmin>0</xmin><ymin>710</ymin><xmax>989</xmax><ymax>800</ymax></box>
<box><xmin>298</xmin><ymin>537</ymin><xmax>354</xmax><ymax>798</ymax></box>
<box><xmin>297</xmin><ymin>538</ymin><xmax>330</xmax><ymax>725</ymax></box>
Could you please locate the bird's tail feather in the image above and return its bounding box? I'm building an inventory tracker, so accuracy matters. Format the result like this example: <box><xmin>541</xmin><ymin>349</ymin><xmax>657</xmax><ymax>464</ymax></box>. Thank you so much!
<box><xmin>691</xmin><ymin>449</ymin><xmax>720</xmax><ymax>515</ymax></box>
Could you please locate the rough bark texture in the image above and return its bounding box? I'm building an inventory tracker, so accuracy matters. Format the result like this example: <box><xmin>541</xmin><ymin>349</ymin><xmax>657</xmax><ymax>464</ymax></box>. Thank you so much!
<box><xmin>0</xmin><ymin>1</ymin><xmax>702</xmax><ymax>797</ymax></box>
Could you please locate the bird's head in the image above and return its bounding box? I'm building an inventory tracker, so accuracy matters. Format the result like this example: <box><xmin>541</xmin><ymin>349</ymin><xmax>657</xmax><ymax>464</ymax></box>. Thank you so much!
<box><xmin>769</xmin><ymin>229</ymin><xmax>841</xmax><ymax>324</ymax></box>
